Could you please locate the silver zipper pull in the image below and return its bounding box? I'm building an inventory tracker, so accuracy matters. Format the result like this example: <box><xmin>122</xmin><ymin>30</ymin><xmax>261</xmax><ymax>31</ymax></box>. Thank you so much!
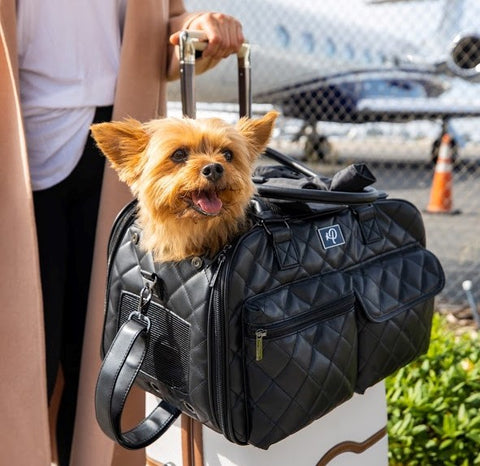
<box><xmin>208</xmin><ymin>245</ymin><xmax>231</xmax><ymax>287</ymax></box>
<box><xmin>255</xmin><ymin>329</ymin><xmax>267</xmax><ymax>361</ymax></box>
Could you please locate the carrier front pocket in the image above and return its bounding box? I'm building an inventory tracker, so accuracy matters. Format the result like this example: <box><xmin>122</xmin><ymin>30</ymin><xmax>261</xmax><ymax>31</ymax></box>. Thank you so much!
<box><xmin>243</xmin><ymin>272</ymin><xmax>357</xmax><ymax>449</ymax></box>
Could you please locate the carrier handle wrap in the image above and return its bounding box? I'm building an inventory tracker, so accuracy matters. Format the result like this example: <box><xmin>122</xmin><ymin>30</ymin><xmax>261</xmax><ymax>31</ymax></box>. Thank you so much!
<box><xmin>257</xmin><ymin>148</ymin><xmax>387</xmax><ymax>205</ymax></box>
<box><xmin>95</xmin><ymin>317</ymin><xmax>180</xmax><ymax>449</ymax></box>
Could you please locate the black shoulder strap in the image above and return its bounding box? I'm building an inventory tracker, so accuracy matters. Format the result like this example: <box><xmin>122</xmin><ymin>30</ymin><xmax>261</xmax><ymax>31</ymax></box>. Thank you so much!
<box><xmin>95</xmin><ymin>316</ymin><xmax>180</xmax><ymax>449</ymax></box>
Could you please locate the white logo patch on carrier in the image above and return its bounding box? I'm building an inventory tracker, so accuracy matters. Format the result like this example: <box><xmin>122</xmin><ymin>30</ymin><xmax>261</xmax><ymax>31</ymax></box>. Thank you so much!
<box><xmin>318</xmin><ymin>224</ymin><xmax>345</xmax><ymax>249</ymax></box>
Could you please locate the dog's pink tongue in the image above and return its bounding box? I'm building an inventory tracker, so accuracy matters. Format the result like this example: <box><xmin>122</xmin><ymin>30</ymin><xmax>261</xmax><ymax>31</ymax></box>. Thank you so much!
<box><xmin>192</xmin><ymin>191</ymin><xmax>223</xmax><ymax>215</ymax></box>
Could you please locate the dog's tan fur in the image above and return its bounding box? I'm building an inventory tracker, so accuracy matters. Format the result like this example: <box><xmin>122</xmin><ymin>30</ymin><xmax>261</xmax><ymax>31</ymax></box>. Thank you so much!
<box><xmin>91</xmin><ymin>111</ymin><xmax>278</xmax><ymax>261</ymax></box>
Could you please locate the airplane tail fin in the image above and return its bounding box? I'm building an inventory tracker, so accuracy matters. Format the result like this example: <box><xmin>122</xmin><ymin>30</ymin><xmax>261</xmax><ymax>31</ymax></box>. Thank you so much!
<box><xmin>437</xmin><ymin>0</ymin><xmax>466</xmax><ymax>44</ymax></box>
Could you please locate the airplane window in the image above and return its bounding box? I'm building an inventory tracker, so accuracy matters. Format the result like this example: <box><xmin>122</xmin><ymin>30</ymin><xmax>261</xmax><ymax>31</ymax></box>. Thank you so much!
<box><xmin>345</xmin><ymin>43</ymin><xmax>355</xmax><ymax>60</ymax></box>
<box><xmin>379</xmin><ymin>52</ymin><xmax>388</xmax><ymax>64</ymax></box>
<box><xmin>325</xmin><ymin>37</ymin><xmax>336</xmax><ymax>57</ymax></box>
<box><xmin>364</xmin><ymin>49</ymin><xmax>372</xmax><ymax>63</ymax></box>
<box><xmin>390</xmin><ymin>80</ymin><xmax>412</xmax><ymax>91</ymax></box>
<box><xmin>301</xmin><ymin>32</ymin><xmax>315</xmax><ymax>54</ymax></box>
<box><xmin>275</xmin><ymin>25</ymin><xmax>290</xmax><ymax>48</ymax></box>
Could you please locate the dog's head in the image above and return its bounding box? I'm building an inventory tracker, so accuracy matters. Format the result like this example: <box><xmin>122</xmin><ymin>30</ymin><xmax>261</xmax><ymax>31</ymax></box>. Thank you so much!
<box><xmin>91</xmin><ymin>111</ymin><xmax>278</xmax><ymax>260</ymax></box>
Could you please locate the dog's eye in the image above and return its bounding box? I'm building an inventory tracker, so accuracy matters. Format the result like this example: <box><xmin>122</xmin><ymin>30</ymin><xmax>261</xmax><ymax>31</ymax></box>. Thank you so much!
<box><xmin>222</xmin><ymin>149</ymin><xmax>233</xmax><ymax>162</ymax></box>
<box><xmin>171</xmin><ymin>148</ymin><xmax>189</xmax><ymax>163</ymax></box>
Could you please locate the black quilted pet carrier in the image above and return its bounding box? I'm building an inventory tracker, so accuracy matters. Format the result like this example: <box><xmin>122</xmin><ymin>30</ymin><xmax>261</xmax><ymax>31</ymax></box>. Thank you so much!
<box><xmin>95</xmin><ymin>31</ymin><xmax>445</xmax><ymax>450</ymax></box>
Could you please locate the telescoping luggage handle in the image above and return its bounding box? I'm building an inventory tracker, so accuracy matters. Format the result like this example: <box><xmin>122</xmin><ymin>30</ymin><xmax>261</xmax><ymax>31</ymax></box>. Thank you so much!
<box><xmin>179</xmin><ymin>30</ymin><xmax>251</xmax><ymax>119</ymax></box>
<box><xmin>179</xmin><ymin>31</ymin><xmax>385</xmax><ymax>205</ymax></box>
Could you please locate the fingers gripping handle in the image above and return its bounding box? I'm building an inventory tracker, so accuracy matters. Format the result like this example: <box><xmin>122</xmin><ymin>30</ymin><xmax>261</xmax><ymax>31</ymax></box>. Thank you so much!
<box><xmin>95</xmin><ymin>318</ymin><xmax>180</xmax><ymax>449</ymax></box>
<box><xmin>179</xmin><ymin>30</ymin><xmax>251</xmax><ymax>119</ymax></box>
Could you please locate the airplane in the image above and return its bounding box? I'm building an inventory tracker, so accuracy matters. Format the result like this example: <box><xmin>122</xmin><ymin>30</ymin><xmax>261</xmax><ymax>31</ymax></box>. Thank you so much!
<box><xmin>167</xmin><ymin>0</ymin><xmax>480</xmax><ymax>161</ymax></box>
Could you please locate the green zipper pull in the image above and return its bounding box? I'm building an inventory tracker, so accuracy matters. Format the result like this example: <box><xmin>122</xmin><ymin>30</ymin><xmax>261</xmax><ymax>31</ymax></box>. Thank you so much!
<box><xmin>255</xmin><ymin>329</ymin><xmax>267</xmax><ymax>361</ymax></box>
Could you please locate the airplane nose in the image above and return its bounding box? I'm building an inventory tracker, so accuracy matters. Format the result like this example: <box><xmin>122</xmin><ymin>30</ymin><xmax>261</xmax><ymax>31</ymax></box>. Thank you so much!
<box><xmin>201</xmin><ymin>163</ymin><xmax>224</xmax><ymax>182</ymax></box>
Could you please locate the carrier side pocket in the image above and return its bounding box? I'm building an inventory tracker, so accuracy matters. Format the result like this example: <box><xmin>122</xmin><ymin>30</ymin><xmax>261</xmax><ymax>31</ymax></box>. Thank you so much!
<box><xmin>353</xmin><ymin>245</ymin><xmax>445</xmax><ymax>393</ymax></box>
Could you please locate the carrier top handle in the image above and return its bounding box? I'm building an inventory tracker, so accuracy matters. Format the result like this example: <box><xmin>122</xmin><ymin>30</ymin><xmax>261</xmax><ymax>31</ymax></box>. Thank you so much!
<box><xmin>179</xmin><ymin>30</ymin><xmax>251</xmax><ymax>119</ymax></box>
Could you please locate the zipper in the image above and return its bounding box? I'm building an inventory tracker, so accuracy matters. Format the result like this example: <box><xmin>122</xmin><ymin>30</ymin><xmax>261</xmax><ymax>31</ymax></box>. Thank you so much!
<box><xmin>102</xmin><ymin>200</ymin><xmax>138</xmax><ymax>356</ymax></box>
<box><xmin>251</xmin><ymin>204</ymin><xmax>346</xmax><ymax>224</ymax></box>
<box><xmin>255</xmin><ymin>329</ymin><xmax>267</xmax><ymax>361</ymax></box>
<box><xmin>106</xmin><ymin>200</ymin><xmax>138</xmax><ymax>262</ymax></box>
<box><xmin>208</xmin><ymin>247</ymin><xmax>229</xmax><ymax>287</ymax></box>
<box><xmin>248</xmin><ymin>294</ymin><xmax>354</xmax><ymax>362</ymax></box>
<box><xmin>208</xmin><ymin>245</ymin><xmax>236</xmax><ymax>443</ymax></box>
<box><xmin>105</xmin><ymin>200</ymin><xmax>138</xmax><ymax>291</ymax></box>
<box><xmin>209</xmin><ymin>230</ymin><xmax>261</xmax><ymax>445</ymax></box>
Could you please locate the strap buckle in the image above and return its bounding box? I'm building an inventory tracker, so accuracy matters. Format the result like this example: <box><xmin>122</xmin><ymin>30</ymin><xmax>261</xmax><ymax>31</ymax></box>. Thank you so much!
<box><xmin>128</xmin><ymin>284</ymin><xmax>152</xmax><ymax>332</ymax></box>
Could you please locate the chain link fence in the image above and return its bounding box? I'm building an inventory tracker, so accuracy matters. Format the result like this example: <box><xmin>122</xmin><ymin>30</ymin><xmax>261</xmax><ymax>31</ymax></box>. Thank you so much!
<box><xmin>170</xmin><ymin>0</ymin><xmax>480</xmax><ymax>310</ymax></box>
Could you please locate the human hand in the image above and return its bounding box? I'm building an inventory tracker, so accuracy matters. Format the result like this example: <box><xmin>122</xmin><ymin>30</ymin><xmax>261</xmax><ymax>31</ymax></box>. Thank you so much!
<box><xmin>170</xmin><ymin>12</ymin><xmax>244</xmax><ymax>60</ymax></box>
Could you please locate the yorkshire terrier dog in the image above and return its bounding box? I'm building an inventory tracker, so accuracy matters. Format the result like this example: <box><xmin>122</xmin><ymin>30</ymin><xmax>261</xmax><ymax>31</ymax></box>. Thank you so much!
<box><xmin>91</xmin><ymin>111</ymin><xmax>278</xmax><ymax>262</ymax></box>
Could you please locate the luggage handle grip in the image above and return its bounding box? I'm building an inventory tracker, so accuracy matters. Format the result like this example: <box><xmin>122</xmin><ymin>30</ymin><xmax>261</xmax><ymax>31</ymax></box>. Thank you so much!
<box><xmin>179</xmin><ymin>30</ymin><xmax>250</xmax><ymax>59</ymax></box>
<box><xmin>179</xmin><ymin>30</ymin><xmax>251</xmax><ymax>119</ymax></box>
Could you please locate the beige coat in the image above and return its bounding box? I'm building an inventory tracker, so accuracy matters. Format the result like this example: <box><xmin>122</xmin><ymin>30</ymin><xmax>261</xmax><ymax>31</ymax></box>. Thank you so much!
<box><xmin>0</xmin><ymin>1</ymin><xmax>214</xmax><ymax>464</ymax></box>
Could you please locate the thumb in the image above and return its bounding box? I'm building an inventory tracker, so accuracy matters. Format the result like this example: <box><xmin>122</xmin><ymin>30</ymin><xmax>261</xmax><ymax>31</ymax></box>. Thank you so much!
<box><xmin>169</xmin><ymin>32</ymin><xmax>181</xmax><ymax>46</ymax></box>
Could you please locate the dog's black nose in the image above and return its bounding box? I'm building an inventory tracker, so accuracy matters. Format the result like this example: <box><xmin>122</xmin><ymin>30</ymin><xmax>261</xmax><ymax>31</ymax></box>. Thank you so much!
<box><xmin>202</xmin><ymin>163</ymin><xmax>224</xmax><ymax>182</ymax></box>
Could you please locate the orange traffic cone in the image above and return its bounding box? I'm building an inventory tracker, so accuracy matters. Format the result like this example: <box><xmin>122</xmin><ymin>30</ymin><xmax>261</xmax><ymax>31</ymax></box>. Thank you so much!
<box><xmin>426</xmin><ymin>133</ymin><xmax>458</xmax><ymax>214</ymax></box>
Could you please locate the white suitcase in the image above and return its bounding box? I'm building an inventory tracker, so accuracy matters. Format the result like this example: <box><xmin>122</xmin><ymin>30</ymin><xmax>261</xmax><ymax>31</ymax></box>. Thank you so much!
<box><xmin>146</xmin><ymin>381</ymin><xmax>388</xmax><ymax>466</ymax></box>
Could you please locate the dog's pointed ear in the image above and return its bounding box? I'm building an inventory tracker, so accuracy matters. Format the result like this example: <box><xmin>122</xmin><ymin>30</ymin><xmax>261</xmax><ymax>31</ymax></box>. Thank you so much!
<box><xmin>90</xmin><ymin>118</ymin><xmax>149</xmax><ymax>186</ymax></box>
<box><xmin>236</xmin><ymin>110</ymin><xmax>279</xmax><ymax>159</ymax></box>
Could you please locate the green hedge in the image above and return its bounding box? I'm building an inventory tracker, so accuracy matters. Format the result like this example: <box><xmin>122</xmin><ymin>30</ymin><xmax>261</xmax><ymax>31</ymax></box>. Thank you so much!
<box><xmin>386</xmin><ymin>313</ymin><xmax>480</xmax><ymax>465</ymax></box>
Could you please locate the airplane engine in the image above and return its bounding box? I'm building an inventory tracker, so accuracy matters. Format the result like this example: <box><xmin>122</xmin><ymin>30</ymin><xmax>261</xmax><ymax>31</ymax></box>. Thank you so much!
<box><xmin>447</xmin><ymin>33</ymin><xmax>480</xmax><ymax>82</ymax></box>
